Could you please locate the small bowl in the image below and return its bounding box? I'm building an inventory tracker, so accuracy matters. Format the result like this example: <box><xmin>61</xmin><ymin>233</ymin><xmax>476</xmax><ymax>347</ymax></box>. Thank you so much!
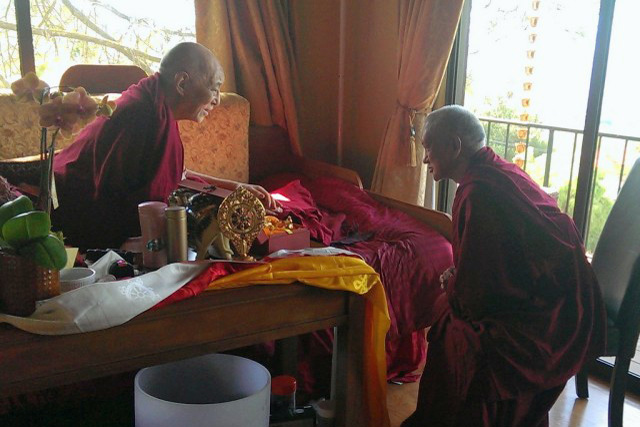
<box><xmin>60</xmin><ymin>267</ymin><xmax>97</xmax><ymax>293</ymax></box>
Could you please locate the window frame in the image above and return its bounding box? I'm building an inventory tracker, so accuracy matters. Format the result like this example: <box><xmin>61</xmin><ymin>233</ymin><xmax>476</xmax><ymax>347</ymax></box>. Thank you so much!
<box><xmin>14</xmin><ymin>0</ymin><xmax>35</xmax><ymax>76</ymax></box>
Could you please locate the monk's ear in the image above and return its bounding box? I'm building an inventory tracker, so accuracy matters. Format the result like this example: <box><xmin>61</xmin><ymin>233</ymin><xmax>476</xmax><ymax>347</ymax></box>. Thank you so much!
<box><xmin>450</xmin><ymin>134</ymin><xmax>463</xmax><ymax>157</ymax></box>
<box><xmin>174</xmin><ymin>71</ymin><xmax>189</xmax><ymax>96</ymax></box>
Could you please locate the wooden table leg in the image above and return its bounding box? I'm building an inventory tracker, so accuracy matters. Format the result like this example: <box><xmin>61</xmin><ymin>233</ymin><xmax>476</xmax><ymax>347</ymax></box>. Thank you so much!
<box><xmin>333</xmin><ymin>294</ymin><xmax>366</xmax><ymax>427</ymax></box>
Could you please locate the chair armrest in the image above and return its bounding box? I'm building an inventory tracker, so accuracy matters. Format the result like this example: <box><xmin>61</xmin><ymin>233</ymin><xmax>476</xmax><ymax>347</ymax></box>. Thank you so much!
<box><xmin>291</xmin><ymin>156</ymin><xmax>451</xmax><ymax>241</ymax></box>
<box><xmin>366</xmin><ymin>191</ymin><xmax>452</xmax><ymax>242</ymax></box>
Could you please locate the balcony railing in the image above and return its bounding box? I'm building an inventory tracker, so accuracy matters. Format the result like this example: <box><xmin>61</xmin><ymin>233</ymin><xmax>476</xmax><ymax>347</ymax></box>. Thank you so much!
<box><xmin>478</xmin><ymin>116</ymin><xmax>640</xmax><ymax>251</ymax></box>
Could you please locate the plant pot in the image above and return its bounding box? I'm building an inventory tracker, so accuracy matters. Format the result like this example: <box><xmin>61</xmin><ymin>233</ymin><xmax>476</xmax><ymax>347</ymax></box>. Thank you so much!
<box><xmin>0</xmin><ymin>251</ymin><xmax>60</xmax><ymax>316</ymax></box>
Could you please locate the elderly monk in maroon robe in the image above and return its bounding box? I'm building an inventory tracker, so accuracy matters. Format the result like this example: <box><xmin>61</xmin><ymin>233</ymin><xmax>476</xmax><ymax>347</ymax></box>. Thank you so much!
<box><xmin>402</xmin><ymin>105</ymin><xmax>606</xmax><ymax>427</ymax></box>
<box><xmin>53</xmin><ymin>42</ymin><xmax>277</xmax><ymax>249</ymax></box>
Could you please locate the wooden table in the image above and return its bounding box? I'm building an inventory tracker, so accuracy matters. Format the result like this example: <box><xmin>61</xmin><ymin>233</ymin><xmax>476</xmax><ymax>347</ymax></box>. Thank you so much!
<box><xmin>0</xmin><ymin>284</ymin><xmax>366</xmax><ymax>426</ymax></box>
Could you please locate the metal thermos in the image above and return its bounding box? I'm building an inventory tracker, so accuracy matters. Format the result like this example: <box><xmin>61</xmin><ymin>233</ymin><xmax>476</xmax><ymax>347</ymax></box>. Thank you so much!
<box><xmin>138</xmin><ymin>201</ymin><xmax>168</xmax><ymax>269</ymax></box>
<box><xmin>165</xmin><ymin>206</ymin><xmax>188</xmax><ymax>263</ymax></box>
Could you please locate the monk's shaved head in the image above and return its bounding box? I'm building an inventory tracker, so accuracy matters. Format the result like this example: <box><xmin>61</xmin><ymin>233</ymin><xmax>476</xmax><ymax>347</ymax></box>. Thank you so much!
<box><xmin>159</xmin><ymin>42</ymin><xmax>225</xmax><ymax>122</ymax></box>
<box><xmin>424</xmin><ymin>105</ymin><xmax>486</xmax><ymax>156</ymax></box>
<box><xmin>421</xmin><ymin>105</ymin><xmax>486</xmax><ymax>182</ymax></box>
<box><xmin>159</xmin><ymin>42</ymin><xmax>223</xmax><ymax>84</ymax></box>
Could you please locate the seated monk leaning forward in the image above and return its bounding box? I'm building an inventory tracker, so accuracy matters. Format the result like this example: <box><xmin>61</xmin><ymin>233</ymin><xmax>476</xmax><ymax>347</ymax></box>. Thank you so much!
<box><xmin>52</xmin><ymin>42</ymin><xmax>278</xmax><ymax>249</ymax></box>
<box><xmin>402</xmin><ymin>105</ymin><xmax>606</xmax><ymax>427</ymax></box>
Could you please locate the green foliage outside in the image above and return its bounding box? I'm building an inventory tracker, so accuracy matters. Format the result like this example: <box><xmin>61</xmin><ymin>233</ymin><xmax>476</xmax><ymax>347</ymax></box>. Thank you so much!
<box><xmin>479</xmin><ymin>96</ymin><xmax>553</xmax><ymax>185</ymax></box>
<box><xmin>557</xmin><ymin>178</ymin><xmax>613</xmax><ymax>253</ymax></box>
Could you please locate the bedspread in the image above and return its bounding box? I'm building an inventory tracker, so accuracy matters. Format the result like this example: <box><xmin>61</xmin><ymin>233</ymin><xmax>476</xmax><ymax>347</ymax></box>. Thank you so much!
<box><xmin>262</xmin><ymin>174</ymin><xmax>454</xmax><ymax>381</ymax></box>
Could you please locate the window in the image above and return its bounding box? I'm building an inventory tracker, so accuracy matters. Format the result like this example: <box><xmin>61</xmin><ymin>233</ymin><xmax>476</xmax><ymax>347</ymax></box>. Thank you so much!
<box><xmin>462</xmin><ymin>0</ymin><xmax>639</xmax><ymax>254</ymax></box>
<box><xmin>0</xmin><ymin>0</ymin><xmax>196</xmax><ymax>89</ymax></box>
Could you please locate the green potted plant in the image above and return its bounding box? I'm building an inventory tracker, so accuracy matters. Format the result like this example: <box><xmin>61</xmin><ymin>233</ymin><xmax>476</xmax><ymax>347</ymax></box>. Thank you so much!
<box><xmin>0</xmin><ymin>73</ymin><xmax>116</xmax><ymax>316</ymax></box>
<box><xmin>0</xmin><ymin>193</ymin><xmax>66</xmax><ymax>315</ymax></box>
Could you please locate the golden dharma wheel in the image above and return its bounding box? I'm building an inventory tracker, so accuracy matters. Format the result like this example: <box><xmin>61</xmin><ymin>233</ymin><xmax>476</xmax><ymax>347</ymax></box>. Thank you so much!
<box><xmin>217</xmin><ymin>187</ymin><xmax>266</xmax><ymax>260</ymax></box>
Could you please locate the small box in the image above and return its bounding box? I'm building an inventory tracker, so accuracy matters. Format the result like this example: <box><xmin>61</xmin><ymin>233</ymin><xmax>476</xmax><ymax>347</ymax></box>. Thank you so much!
<box><xmin>254</xmin><ymin>227</ymin><xmax>311</xmax><ymax>255</ymax></box>
<box><xmin>178</xmin><ymin>178</ymin><xmax>232</xmax><ymax>199</ymax></box>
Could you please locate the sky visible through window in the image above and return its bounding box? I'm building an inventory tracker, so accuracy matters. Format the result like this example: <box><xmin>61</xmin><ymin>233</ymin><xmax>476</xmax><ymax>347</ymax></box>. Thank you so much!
<box><xmin>465</xmin><ymin>0</ymin><xmax>640</xmax><ymax>138</ymax></box>
<box><xmin>105</xmin><ymin>0</ymin><xmax>194</xmax><ymax>29</ymax></box>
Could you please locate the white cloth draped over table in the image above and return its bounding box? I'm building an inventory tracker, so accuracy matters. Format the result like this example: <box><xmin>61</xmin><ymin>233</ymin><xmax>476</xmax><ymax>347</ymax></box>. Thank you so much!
<box><xmin>0</xmin><ymin>248</ymin><xmax>360</xmax><ymax>336</ymax></box>
<box><xmin>0</xmin><ymin>252</ymin><xmax>211</xmax><ymax>335</ymax></box>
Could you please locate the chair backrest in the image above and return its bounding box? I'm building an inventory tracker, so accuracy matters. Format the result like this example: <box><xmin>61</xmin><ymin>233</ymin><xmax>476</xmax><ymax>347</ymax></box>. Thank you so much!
<box><xmin>59</xmin><ymin>64</ymin><xmax>147</xmax><ymax>94</ymax></box>
<box><xmin>591</xmin><ymin>158</ymin><xmax>640</xmax><ymax>324</ymax></box>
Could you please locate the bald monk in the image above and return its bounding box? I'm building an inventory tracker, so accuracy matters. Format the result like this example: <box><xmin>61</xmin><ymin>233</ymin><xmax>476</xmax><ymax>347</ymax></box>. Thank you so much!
<box><xmin>402</xmin><ymin>105</ymin><xmax>606</xmax><ymax>427</ymax></box>
<box><xmin>53</xmin><ymin>42</ymin><xmax>277</xmax><ymax>249</ymax></box>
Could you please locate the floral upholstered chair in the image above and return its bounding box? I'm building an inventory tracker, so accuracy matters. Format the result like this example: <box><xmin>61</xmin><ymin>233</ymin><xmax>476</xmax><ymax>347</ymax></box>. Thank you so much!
<box><xmin>0</xmin><ymin>65</ymin><xmax>249</xmax><ymax>192</ymax></box>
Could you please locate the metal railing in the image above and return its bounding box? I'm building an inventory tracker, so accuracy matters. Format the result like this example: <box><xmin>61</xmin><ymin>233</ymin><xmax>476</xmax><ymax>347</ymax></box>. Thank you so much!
<box><xmin>478</xmin><ymin>116</ymin><xmax>640</xmax><ymax>250</ymax></box>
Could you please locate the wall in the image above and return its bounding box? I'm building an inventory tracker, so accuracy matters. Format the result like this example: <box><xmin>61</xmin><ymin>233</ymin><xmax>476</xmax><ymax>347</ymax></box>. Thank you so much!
<box><xmin>293</xmin><ymin>0</ymin><xmax>398</xmax><ymax>188</ymax></box>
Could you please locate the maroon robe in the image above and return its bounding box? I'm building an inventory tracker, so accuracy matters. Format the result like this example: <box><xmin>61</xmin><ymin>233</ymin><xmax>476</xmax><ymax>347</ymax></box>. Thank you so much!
<box><xmin>53</xmin><ymin>74</ymin><xmax>184</xmax><ymax>249</ymax></box>
<box><xmin>403</xmin><ymin>147</ymin><xmax>606</xmax><ymax>427</ymax></box>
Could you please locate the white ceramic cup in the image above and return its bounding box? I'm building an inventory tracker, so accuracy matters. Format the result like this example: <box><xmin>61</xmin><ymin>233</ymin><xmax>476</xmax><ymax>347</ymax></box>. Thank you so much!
<box><xmin>60</xmin><ymin>267</ymin><xmax>97</xmax><ymax>293</ymax></box>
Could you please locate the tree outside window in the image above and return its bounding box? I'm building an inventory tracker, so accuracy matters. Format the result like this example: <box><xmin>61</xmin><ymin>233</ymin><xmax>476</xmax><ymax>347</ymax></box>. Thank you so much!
<box><xmin>0</xmin><ymin>0</ymin><xmax>195</xmax><ymax>90</ymax></box>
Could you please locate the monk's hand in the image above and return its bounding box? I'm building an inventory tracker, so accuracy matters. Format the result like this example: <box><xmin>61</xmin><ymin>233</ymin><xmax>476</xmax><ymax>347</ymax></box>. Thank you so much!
<box><xmin>237</xmin><ymin>183</ymin><xmax>282</xmax><ymax>212</ymax></box>
<box><xmin>439</xmin><ymin>267</ymin><xmax>456</xmax><ymax>290</ymax></box>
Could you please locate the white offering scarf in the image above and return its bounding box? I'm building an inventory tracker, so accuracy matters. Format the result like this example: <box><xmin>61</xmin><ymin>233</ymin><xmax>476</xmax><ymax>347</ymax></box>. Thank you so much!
<box><xmin>0</xmin><ymin>251</ymin><xmax>211</xmax><ymax>335</ymax></box>
<box><xmin>0</xmin><ymin>247</ymin><xmax>359</xmax><ymax>336</ymax></box>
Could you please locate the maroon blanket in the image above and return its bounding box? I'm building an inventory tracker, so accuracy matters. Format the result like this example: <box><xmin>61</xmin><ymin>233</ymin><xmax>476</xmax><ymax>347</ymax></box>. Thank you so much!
<box><xmin>262</xmin><ymin>175</ymin><xmax>453</xmax><ymax>382</ymax></box>
<box><xmin>53</xmin><ymin>74</ymin><xmax>184</xmax><ymax>249</ymax></box>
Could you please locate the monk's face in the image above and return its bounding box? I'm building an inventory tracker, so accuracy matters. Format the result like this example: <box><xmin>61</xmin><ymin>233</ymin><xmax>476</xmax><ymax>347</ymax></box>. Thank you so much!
<box><xmin>422</xmin><ymin>131</ymin><xmax>459</xmax><ymax>181</ymax></box>
<box><xmin>182</xmin><ymin>60</ymin><xmax>224</xmax><ymax>123</ymax></box>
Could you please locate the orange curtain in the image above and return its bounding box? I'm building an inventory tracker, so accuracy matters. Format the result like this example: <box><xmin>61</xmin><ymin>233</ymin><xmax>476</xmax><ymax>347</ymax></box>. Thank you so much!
<box><xmin>194</xmin><ymin>0</ymin><xmax>302</xmax><ymax>156</ymax></box>
<box><xmin>371</xmin><ymin>0</ymin><xmax>464</xmax><ymax>205</ymax></box>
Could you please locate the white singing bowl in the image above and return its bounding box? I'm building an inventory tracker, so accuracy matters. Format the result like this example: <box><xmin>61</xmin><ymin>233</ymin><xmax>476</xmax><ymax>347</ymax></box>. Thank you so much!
<box><xmin>59</xmin><ymin>267</ymin><xmax>97</xmax><ymax>293</ymax></box>
<box><xmin>135</xmin><ymin>353</ymin><xmax>271</xmax><ymax>427</ymax></box>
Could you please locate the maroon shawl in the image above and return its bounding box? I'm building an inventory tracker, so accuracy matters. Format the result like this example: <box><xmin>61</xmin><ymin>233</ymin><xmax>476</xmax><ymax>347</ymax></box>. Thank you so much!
<box><xmin>406</xmin><ymin>147</ymin><xmax>606</xmax><ymax>426</ymax></box>
<box><xmin>53</xmin><ymin>74</ymin><xmax>184</xmax><ymax>249</ymax></box>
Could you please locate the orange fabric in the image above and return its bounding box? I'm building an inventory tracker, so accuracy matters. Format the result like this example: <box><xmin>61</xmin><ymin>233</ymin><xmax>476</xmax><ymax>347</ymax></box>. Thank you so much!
<box><xmin>194</xmin><ymin>0</ymin><xmax>302</xmax><ymax>156</ymax></box>
<box><xmin>371</xmin><ymin>0</ymin><xmax>464</xmax><ymax>204</ymax></box>
<box><xmin>205</xmin><ymin>256</ymin><xmax>391</xmax><ymax>427</ymax></box>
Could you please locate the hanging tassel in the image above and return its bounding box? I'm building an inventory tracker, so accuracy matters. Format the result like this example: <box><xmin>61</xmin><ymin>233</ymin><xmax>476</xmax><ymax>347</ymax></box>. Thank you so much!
<box><xmin>408</xmin><ymin>110</ymin><xmax>418</xmax><ymax>167</ymax></box>
<box><xmin>409</xmin><ymin>132</ymin><xmax>418</xmax><ymax>167</ymax></box>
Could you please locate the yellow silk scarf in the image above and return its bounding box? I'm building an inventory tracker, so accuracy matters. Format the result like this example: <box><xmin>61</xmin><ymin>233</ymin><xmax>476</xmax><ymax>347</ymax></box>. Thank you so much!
<box><xmin>206</xmin><ymin>255</ymin><xmax>391</xmax><ymax>427</ymax></box>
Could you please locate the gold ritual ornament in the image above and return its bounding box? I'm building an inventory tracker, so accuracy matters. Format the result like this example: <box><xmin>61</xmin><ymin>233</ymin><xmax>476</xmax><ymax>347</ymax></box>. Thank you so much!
<box><xmin>217</xmin><ymin>187</ymin><xmax>266</xmax><ymax>260</ymax></box>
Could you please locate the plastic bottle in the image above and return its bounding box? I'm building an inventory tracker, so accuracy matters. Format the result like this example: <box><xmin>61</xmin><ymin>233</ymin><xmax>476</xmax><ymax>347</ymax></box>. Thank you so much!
<box><xmin>270</xmin><ymin>375</ymin><xmax>297</xmax><ymax>417</ymax></box>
